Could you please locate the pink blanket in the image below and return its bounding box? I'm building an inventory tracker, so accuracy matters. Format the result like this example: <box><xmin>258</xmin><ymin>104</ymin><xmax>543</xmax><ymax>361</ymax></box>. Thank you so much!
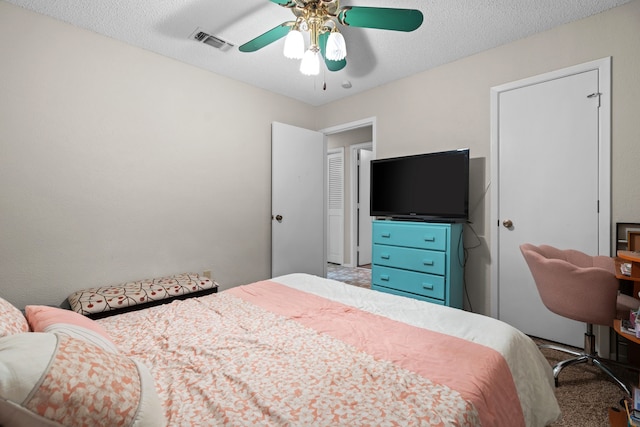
<box><xmin>99</xmin><ymin>278</ymin><xmax>529</xmax><ymax>425</ymax></box>
<box><xmin>228</xmin><ymin>280</ymin><xmax>525</xmax><ymax>427</ymax></box>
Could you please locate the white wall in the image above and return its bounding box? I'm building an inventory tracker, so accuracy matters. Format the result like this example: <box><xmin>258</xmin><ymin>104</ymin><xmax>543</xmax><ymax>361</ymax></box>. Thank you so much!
<box><xmin>0</xmin><ymin>2</ymin><xmax>316</xmax><ymax>308</ymax></box>
<box><xmin>317</xmin><ymin>0</ymin><xmax>640</xmax><ymax>315</ymax></box>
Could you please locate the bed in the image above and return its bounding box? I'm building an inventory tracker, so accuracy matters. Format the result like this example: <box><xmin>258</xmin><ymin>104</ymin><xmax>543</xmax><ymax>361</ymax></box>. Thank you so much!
<box><xmin>0</xmin><ymin>273</ymin><xmax>560</xmax><ymax>426</ymax></box>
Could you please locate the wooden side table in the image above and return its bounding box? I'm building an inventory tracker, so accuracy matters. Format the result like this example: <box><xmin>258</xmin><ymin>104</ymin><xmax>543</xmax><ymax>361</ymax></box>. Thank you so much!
<box><xmin>618</xmin><ymin>251</ymin><xmax>640</xmax><ymax>279</ymax></box>
<box><xmin>614</xmin><ymin>253</ymin><xmax>640</xmax><ymax>367</ymax></box>
<box><xmin>614</xmin><ymin>319</ymin><xmax>640</xmax><ymax>367</ymax></box>
<box><xmin>614</xmin><ymin>319</ymin><xmax>640</xmax><ymax>346</ymax></box>
<box><xmin>616</xmin><ymin>254</ymin><xmax>640</xmax><ymax>299</ymax></box>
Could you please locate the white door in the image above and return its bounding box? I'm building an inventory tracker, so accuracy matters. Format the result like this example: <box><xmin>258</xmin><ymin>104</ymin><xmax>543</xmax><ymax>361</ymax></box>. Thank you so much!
<box><xmin>358</xmin><ymin>149</ymin><xmax>373</xmax><ymax>266</ymax></box>
<box><xmin>272</xmin><ymin>122</ymin><xmax>326</xmax><ymax>278</ymax></box>
<box><xmin>493</xmin><ymin>63</ymin><xmax>609</xmax><ymax>347</ymax></box>
<box><xmin>327</xmin><ymin>149</ymin><xmax>344</xmax><ymax>264</ymax></box>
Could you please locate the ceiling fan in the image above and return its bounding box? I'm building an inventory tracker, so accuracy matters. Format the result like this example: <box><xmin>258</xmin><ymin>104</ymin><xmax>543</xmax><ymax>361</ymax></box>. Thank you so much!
<box><xmin>239</xmin><ymin>0</ymin><xmax>423</xmax><ymax>76</ymax></box>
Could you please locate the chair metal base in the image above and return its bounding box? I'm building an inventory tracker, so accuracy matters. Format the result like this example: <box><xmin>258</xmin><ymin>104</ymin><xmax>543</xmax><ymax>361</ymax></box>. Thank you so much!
<box><xmin>539</xmin><ymin>325</ymin><xmax>631</xmax><ymax>396</ymax></box>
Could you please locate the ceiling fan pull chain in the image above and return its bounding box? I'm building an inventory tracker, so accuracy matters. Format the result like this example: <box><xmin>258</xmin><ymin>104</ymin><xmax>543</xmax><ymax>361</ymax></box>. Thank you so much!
<box><xmin>323</xmin><ymin>65</ymin><xmax>327</xmax><ymax>90</ymax></box>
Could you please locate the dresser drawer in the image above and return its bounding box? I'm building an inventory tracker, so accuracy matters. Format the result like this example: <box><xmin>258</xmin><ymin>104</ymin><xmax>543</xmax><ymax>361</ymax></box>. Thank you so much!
<box><xmin>372</xmin><ymin>245</ymin><xmax>446</xmax><ymax>275</ymax></box>
<box><xmin>373</xmin><ymin>221</ymin><xmax>448</xmax><ymax>251</ymax></box>
<box><xmin>372</xmin><ymin>284</ymin><xmax>446</xmax><ymax>305</ymax></box>
<box><xmin>372</xmin><ymin>265</ymin><xmax>445</xmax><ymax>300</ymax></box>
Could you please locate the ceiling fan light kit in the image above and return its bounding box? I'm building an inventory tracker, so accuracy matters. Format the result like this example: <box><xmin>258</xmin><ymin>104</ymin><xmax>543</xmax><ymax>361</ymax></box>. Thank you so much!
<box><xmin>325</xmin><ymin>30</ymin><xmax>346</xmax><ymax>61</ymax></box>
<box><xmin>239</xmin><ymin>0</ymin><xmax>423</xmax><ymax>78</ymax></box>
<box><xmin>300</xmin><ymin>47</ymin><xmax>321</xmax><ymax>75</ymax></box>
<box><xmin>283</xmin><ymin>28</ymin><xmax>305</xmax><ymax>59</ymax></box>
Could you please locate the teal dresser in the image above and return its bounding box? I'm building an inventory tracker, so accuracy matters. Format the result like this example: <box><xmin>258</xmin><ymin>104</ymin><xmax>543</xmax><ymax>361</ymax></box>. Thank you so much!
<box><xmin>371</xmin><ymin>220</ymin><xmax>464</xmax><ymax>308</ymax></box>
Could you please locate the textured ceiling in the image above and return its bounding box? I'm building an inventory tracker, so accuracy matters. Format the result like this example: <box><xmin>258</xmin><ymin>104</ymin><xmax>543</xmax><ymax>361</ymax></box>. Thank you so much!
<box><xmin>6</xmin><ymin>0</ymin><xmax>632</xmax><ymax>106</ymax></box>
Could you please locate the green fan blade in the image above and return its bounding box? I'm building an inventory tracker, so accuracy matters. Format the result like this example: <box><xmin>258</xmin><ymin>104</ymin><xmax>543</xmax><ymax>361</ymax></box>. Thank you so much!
<box><xmin>319</xmin><ymin>32</ymin><xmax>347</xmax><ymax>72</ymax></box>
<box><xmin>269</xmin><ymin>0</ymin><xmax>296</xmax><ymax>6</ymax></box>
<box><xmin>325</xmin><ymin>57</ymin><xmax>346</xmax><ymax>72</ymax></box>
<box><xmin>239</xmin><ymin>23</ymin><xmax>291</xmax><ymax>53</ymax></box>
<box><xmin>338</xmin><ymin>7</ymin><xmax>423</xmax><ymax>32</ymax></box>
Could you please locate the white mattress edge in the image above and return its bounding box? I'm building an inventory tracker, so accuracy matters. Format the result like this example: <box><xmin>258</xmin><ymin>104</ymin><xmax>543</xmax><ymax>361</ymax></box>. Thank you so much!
<box><xmin>271</xmin><ymin>273</ymin><xmax>561</xmax><ymax>427</ymax></box>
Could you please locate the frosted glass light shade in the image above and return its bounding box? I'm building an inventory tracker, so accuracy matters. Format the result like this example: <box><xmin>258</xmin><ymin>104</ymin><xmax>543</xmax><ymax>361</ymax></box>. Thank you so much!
<box><xmin>283</xmin><ymin>30</ymin><xmax>304</xmax><ymax>59</ymax></box>
<box><xmin>300</xmin><ymin>48</ymin><xmax>320</xmax><ymax>76</ymax></box>
<box><xmin>325</xmin><ymin>32</ymin><xmax>346</xmax><ymax>61</ymax></box>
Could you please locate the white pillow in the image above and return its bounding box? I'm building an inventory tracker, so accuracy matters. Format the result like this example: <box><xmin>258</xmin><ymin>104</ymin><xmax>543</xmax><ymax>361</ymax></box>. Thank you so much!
<box><xmin>0</xmin><ymin>333</ymin><xmax>166</xmax><ymax>427</ymax></box>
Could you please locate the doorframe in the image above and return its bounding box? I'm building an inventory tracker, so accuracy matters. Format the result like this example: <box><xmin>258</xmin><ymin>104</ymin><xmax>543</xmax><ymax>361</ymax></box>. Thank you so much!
<box><xmin>319</xmin><ymin>117</ymin><xmax>377</xmax><ymax>153</ymax></box>
<box><xmin>490</xmin><ymin>58</ymin><xmax>611</xmax><ymax>354</ymax></box>
<box><xmin>319</xmin><ymin>117</ymin><xmax>377</xmax><ymax>268</ymax></box>
<box><xmin>490</xmin><ymin>57</ymin><xmax>611</xmax><ymax>319</ymax></box>
<box><xmin>350</xmin><ymin>142</ymin><xmax>373</xmax><ymax>268</ymax></box>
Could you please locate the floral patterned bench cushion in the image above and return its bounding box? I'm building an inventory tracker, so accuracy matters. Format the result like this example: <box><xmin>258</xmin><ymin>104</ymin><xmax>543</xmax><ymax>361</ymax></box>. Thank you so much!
<box><xmin>68</xmin><ymin>273</ymin><xmax>218</xmax><ymax>318</ymax></box>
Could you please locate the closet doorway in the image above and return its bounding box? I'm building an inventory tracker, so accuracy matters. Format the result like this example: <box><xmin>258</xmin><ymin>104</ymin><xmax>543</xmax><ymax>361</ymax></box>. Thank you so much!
<box><xmin>354</xmin><ymin>144</ymin><xmax>373</xmax><ymax>267</ymax></box>
<box><xmin>322</xmin><ymin>119</ymin><xmax>375</xmax><ymax>269</ymax></box>
<box><xmin>327</xmin><ymin>148</ymin><xmax>344</xmax><ymax>265</ymax></box>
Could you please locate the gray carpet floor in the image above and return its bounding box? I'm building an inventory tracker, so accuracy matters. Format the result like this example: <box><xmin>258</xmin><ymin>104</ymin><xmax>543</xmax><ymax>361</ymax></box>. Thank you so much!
<box><xmin>535</xmin><ymin>337</ymin><xmax>635</xmax><ymax>426</ymax></box>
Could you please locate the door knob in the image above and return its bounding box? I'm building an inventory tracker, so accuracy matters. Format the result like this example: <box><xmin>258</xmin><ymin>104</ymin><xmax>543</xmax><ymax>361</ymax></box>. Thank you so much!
<box><xmin>502</xmin><ymin>219</ymin><xmax>513</xmax><ymax>228</ymax></box>
<box><xmin>275</xmin><ymin>214</ymin><xmax>283</xmax><ymax>222</ymax></box>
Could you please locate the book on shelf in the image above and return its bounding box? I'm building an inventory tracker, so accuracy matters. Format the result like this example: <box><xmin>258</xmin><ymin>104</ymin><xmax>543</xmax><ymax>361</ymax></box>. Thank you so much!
<box><xmin>621</xmin><ymin>262</ymin><xmax>632</xmax><ymax>276</ymax></box>
<box><xmin>626</xmin><ymin>388</ymin><xmax>640</xmax><ymax>426</ymax></box>
<box><xmin>621</xmin><ymin>319</ymin><xmax>637</xmax><ymax>336</ymax></box>
<box><xmin>625</xmin><ymin>399</ymin><xmax>640</xmax><ymax>426</ymax></box>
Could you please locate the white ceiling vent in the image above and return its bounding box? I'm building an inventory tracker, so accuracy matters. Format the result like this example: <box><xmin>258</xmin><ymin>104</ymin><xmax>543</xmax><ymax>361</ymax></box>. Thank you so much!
<box><xmin>190</xmin><ymin>28</ymin><xmax>234</xmax><ymax>52</ymax></box>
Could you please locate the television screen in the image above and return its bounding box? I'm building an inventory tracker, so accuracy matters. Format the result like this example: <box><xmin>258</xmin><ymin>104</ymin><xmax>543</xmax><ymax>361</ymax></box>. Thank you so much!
<box><xmin>370</xmin><ymin>148</ymin><xmax>469</xmax><ymax>222</ymax></box>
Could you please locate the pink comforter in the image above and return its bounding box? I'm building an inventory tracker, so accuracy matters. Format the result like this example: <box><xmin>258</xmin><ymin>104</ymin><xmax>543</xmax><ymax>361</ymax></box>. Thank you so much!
<box><xmin>99</xmin><ymin>280</ymin><xmax>525</xmax><ymax>426</ymax></box>
<box><xmin>229</xmin><ymin>281</ymin><xmax>524</xmax><ymax>426</ymax></box>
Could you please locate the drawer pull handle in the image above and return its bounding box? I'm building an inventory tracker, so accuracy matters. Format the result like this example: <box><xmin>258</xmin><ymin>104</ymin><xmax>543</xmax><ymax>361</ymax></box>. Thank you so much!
<box><xmin>423</xmin><ymin>259</ymin><xmax>434</xmax><ymax>266</ymax></box>
<box><xmin>424</xmin><ymin>235</ymin><xmax>436</xmax><ymax>242</ymax></box>
<box><xmin>422</xmin><ymin>283</ymin><xmax>434</xmax><ymax>290</ymax></box>
<box><xmin>381</xmin><ymin>254</ymin><xmax>391</xmax><ymax>260</ymax></box>
<box><xmin>380</xmin><ymin>275</ymin><xmax>390</xmax><ymax>281</ymax></box>
<box><xmin>381</xmin><ymin>233</ymin><xmax>391</xmax><ymax>238</ymax></box>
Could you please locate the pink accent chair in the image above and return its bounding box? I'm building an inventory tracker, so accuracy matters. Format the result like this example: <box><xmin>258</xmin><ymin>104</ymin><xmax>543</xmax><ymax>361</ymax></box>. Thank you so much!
<box><xmin>520</xmin><ymin>243</ymin><xmax>639</xmax><ymax>395</ymax></box>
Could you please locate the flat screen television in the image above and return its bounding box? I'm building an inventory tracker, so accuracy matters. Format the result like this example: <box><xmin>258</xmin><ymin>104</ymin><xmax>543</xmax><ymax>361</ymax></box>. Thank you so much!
<box><xmin>370</xmin><ymin>148</ymin><xmax>469</xmax><ymax>222</ymax></box>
